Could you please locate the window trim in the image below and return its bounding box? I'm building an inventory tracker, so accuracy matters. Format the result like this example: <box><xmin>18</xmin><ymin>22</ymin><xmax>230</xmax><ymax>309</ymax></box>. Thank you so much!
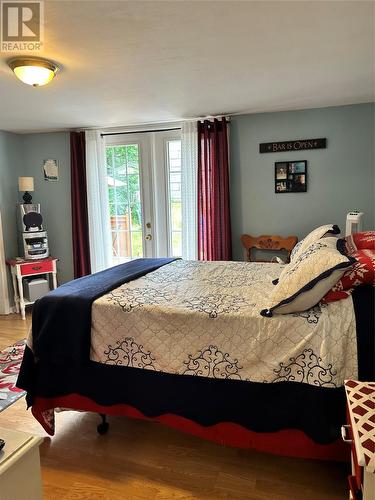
<box><xmin>165</xmin><ymin>137</ymin><xmax>182</xmax><ymax>258</ymax></box>
<box><xmin>154</xmin><ymin>130</ymin><xmax>182</xmax><ymax>257</ymax></box>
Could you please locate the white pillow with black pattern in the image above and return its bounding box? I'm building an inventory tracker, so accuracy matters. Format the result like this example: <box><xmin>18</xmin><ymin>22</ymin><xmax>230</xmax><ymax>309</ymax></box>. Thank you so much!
<box><xmin>261</xmin><ymin>237</ymin><xmax>355</xmax><ymax>316</ymax></box>
<box><xmin>290</xmin><ymin>224</ymin><xmax>340</xmax><ymax>262</ymax></box>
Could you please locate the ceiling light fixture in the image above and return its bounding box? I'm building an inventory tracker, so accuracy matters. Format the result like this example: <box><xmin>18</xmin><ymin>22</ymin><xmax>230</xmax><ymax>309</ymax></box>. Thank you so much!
<box><xmin>7</xmin><ymin>57</ymin><xmax>60</xmax><ymax>87</ymax></box>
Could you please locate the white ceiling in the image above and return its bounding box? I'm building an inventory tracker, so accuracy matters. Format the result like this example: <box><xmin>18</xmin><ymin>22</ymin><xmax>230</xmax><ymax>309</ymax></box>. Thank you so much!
<box><xmin>0</xmin><ymin>0</ymin><xmax>374</xmax><ymax>133</ymax></box>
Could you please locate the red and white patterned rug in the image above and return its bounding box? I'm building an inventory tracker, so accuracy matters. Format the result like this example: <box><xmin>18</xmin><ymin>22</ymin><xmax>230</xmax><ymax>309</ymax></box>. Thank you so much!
<box><xmin>0</xmin><ymin>340</ymin><xmax>26</xmax><ymax>412</ymax></box>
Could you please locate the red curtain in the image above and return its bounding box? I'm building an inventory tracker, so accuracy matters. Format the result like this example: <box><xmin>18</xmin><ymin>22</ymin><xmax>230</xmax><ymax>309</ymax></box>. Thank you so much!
<box><xmin>198</xmin><ymin>119</ymin><xmax>232</xmax><ymax>261</ymax></box>
<box><xmin>70</xmin><ymin>131</ymin><xmax>91</xmax><ymax>278</ymax></box>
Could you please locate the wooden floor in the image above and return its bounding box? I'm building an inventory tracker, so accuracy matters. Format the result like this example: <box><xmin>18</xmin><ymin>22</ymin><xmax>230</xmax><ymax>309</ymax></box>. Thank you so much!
<box><xmin>0</xmin><ymin>313</ymin><xmax>349</xmax><ymax>499</ymax></box>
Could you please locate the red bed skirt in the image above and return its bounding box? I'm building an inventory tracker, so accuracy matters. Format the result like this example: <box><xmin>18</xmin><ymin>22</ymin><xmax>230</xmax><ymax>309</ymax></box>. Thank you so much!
<box><xmin>31</xmin><ymin>393</ymin><xmax>349</xmax><ymax>462</ymax></box>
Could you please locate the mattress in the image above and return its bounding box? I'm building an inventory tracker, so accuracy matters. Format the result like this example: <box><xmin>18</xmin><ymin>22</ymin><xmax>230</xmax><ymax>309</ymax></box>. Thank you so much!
<box><xmin>90</xmin><ymin>260</ymin><xmax>357</xmax><ymax>387</ymax></box>
<box><xmin>18</xmin><ymin>258</ymin><xmax>372</xmax><ymax>444</ymax></box>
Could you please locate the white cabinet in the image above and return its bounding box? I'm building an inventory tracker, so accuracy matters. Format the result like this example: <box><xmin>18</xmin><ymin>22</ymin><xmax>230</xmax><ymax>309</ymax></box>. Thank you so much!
<box><xmin>0</xmin><ymin>428</ymin><xmax>43</xmax><ymax>500</ymax></box>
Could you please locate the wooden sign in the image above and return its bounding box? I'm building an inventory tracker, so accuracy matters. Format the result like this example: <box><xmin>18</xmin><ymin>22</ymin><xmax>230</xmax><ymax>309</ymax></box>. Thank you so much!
<box><xmin>259</xmin><ymin>138</ymin><xmax>326</xmax><ymax>153</ymax></box>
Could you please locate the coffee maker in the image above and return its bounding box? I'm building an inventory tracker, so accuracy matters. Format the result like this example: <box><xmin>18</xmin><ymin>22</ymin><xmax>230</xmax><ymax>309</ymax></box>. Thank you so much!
<box><xmin>17</xmin><ymin>177</ymin><xmax>49</xmax><ymax>260</ymax></box>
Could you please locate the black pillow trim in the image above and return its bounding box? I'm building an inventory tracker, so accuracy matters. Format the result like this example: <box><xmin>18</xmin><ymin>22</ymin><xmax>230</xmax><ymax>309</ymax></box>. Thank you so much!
<box><xmin>272</xmin><ymin>233</ymin><xmax>348</xmax><ymax>285</ymax></box>
<box><xmin>327</xmin><ymin>224</ymin><xmax>340</xmax><ymax>235</ymax></box>
<box><xmin>260</xmin><ymin>308</ymin><xmax>273</xmax><ymax>317</ymax></box>
<box><xmin>289</xmin><ymin>224</ymin><xmax>340</xmax><ymax>265</ymax></box>
<box><xmin>336</xmin><ymin>237</ymin><xmax>349</xmax><ymax>256</ymax></box>
<box><xmin>261</xmin><ymin>238</ymin><xmax>356</xmax><ymax>317</ymax></box>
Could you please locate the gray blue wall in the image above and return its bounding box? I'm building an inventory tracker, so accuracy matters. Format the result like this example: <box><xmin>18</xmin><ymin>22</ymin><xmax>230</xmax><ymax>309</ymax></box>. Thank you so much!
<box><xmin>0</xmin><ymin>131</ymin><xmax>23</xmax><ymax>303</ymax></box>
<box><xmin>0</xmin><ymin>131</ymin><xmax>73</xmax><ymax>290</ymax></box>
<box><xmin>20</xmin><ymin>133</ymin><xmax>73</xmax><ymax>283</ymax></box>
<box><xmin>230</xmin><ymin>103</ymin><xmax>375</xmax><ymax>260</ymax></box>
<box><xmin>1</xmin><ymin>103</ymin><xmax>374</xmax><ymax>297</ymax></box>
<box><xmin>0</xmin><ymin>132</ymin><xmax>22</xmax><ymax>260</ymax></box>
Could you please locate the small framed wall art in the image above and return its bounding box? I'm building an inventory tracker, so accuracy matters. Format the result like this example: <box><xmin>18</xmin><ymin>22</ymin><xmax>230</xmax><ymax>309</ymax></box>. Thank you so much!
<box><xmin>275</xmin><ymin>161</ymin><xmax>307</xmax><ymax>193</ymax></box>
<box><xmin>43</xmin><ymin>159</ymin><xmax>59</xmax><ymax>182</ymax></box>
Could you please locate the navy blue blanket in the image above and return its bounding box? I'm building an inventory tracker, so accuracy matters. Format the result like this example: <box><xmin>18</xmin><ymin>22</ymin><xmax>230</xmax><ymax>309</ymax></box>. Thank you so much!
<box><xmin>31</xmin><ymin>258</ymin><xmax>176</xmax><ymax>364</ymax></box>
<box><xmin>18</xmin><ymin>260</ymin><xmax>373</xmax><ymax>444</ymax></box>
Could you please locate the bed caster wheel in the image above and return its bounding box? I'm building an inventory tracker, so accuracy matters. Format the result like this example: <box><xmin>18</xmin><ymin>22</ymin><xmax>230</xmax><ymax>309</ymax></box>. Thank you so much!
<box><xmin>97</xmin><ymin>421</ymin><xmax>109</xmax><ymax>435</ymax></box>
<box><xmin>97</xmin><ymin>413</ymin><xmax>109</xmax><ymax>435</ymax></box>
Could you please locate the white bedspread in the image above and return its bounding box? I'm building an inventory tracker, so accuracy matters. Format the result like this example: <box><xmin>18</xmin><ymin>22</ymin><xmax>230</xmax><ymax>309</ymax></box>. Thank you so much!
<box><xmin>90</xmin><ymin>260</ymin><xmax>357</xmax><ymax>387</ymax></box>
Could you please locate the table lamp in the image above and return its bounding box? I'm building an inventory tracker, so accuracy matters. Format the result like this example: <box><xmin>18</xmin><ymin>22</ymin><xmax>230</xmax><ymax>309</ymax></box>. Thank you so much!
<box><xmin>18</xmin><ymin>177</ymin><xmax>34</xmax><ymax>204</ymax></box>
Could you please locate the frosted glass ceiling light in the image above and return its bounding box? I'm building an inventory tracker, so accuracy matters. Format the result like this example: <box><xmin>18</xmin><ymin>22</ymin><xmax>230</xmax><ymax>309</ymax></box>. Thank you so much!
<box><xmin>7</xmin><ymin>58</ymin><xmax>60</xmax><ymax>87</ymax></box>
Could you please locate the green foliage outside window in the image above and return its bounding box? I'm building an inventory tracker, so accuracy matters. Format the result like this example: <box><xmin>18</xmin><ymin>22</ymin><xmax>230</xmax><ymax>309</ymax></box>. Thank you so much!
<box><xmin>106</xmin><ymin>145</ymin><xmax>142</xmax><ymax>228</ymax></box>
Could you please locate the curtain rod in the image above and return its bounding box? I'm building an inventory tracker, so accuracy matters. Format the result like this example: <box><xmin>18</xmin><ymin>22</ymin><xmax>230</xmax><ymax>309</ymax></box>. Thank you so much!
<box><xmin>100</xmin><ymin>117</ymin><xmax>230</xmax><ymax>137</ymax></box>
<box><xmin>101</xmin><ymin>127</ymin><xmax>181</xmax><ymax>137</ymax></box>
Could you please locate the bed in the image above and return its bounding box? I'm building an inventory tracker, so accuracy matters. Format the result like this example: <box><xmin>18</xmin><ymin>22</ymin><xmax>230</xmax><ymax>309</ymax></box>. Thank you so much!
<box><xmin>17</xmin><ymin>256</ymin><xmax>374</xmax><ymax>461</ymax></box>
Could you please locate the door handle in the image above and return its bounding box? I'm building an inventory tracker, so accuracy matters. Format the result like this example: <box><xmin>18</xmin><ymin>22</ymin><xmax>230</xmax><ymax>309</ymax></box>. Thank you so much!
<box><xmin>145</xmin><ymin>234</ymin><xmax>152</xmax><ymax>240</ymax></box>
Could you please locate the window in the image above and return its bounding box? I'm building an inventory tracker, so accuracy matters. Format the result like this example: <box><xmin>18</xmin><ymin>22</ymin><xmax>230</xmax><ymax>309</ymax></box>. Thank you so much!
<box><xmin>167</xmin><ymin>140</ymin><xmax>182</xmax><ymax>257</ymax></box>
<box><xmin>106</xmin><ymin>144</ymin><xmax>144</xmax><ymax>264</ymax></box>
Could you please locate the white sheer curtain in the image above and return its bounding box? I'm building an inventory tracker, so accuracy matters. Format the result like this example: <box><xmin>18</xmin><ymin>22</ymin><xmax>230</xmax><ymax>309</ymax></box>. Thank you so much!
<box><xmin>0</xmin><ymin>210</ymin><xmax>10</xmax><ymax>314</ymax></box>
<box><xmin>85</xmin><ymin>130</ymin><xmax>113</xmax><ymax>273</ymax></box>
<box><xmin>181</xmin><ymin>121</ymin><xmax>198</xmax><ymax>260</ymax></box>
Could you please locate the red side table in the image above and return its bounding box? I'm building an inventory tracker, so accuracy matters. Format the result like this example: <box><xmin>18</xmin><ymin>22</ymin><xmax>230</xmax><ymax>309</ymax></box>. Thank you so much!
<box><xmin>6</xmin><ymin>257</ymin><xmax>58</xmax><ymax>320</ymax></box>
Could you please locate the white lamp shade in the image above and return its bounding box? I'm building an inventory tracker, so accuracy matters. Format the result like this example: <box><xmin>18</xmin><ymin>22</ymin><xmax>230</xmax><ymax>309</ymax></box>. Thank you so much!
<box><xmin>18</xmin><ymin>177</ymin><xmax>34</xmax><ymax>192</ymax></box>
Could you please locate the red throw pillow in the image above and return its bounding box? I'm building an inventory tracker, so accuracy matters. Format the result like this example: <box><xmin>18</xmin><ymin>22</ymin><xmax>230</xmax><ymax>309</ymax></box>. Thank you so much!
<box><xmin>323</xmin><ymin>249</ymin><xmax>375</xmax><ymax>303</ymax></box>
<box><xmin>345</xmin><ymin>231</ymin><xmax>375</xmax><ymax>254</ymax></box>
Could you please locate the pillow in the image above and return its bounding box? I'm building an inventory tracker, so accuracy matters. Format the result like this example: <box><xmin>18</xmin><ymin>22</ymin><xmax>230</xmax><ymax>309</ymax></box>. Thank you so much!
<box><xmin>322</xmin><ymin>249</ymin><xmax>375</xmax><ymax>303</ymax></box>
<box><xmin>261</xmin><ymin>237</ymin><xmax>355</xmax><ymax>316</ymax></box>
<box><xmin>289</xmin><ymin>240</ymin><xmax>303</xmax><ymax>261</ymax></box>
<box><xmin>345</xmin><ymin>231</ymin><xmax>375</xmax><ymax>254</ymax></box>
<box><xmin>290</xmin><ymin>224</ymin><xmax>340</xmax><ymax>261</ymax></box>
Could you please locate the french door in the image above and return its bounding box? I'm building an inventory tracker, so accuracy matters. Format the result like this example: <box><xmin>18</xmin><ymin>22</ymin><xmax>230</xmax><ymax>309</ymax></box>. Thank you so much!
<box><xmin>105</xmin><ymin>130</ymin><xmax>182</xmax><ymax>264</ymax></box>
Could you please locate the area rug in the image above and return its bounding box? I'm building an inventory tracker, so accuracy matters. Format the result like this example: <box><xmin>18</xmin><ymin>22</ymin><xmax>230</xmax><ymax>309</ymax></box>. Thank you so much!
<box><xmin>0</xmin><ymin>339</ymin><xmax>26</xmax><ymax>412</ymax></box>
